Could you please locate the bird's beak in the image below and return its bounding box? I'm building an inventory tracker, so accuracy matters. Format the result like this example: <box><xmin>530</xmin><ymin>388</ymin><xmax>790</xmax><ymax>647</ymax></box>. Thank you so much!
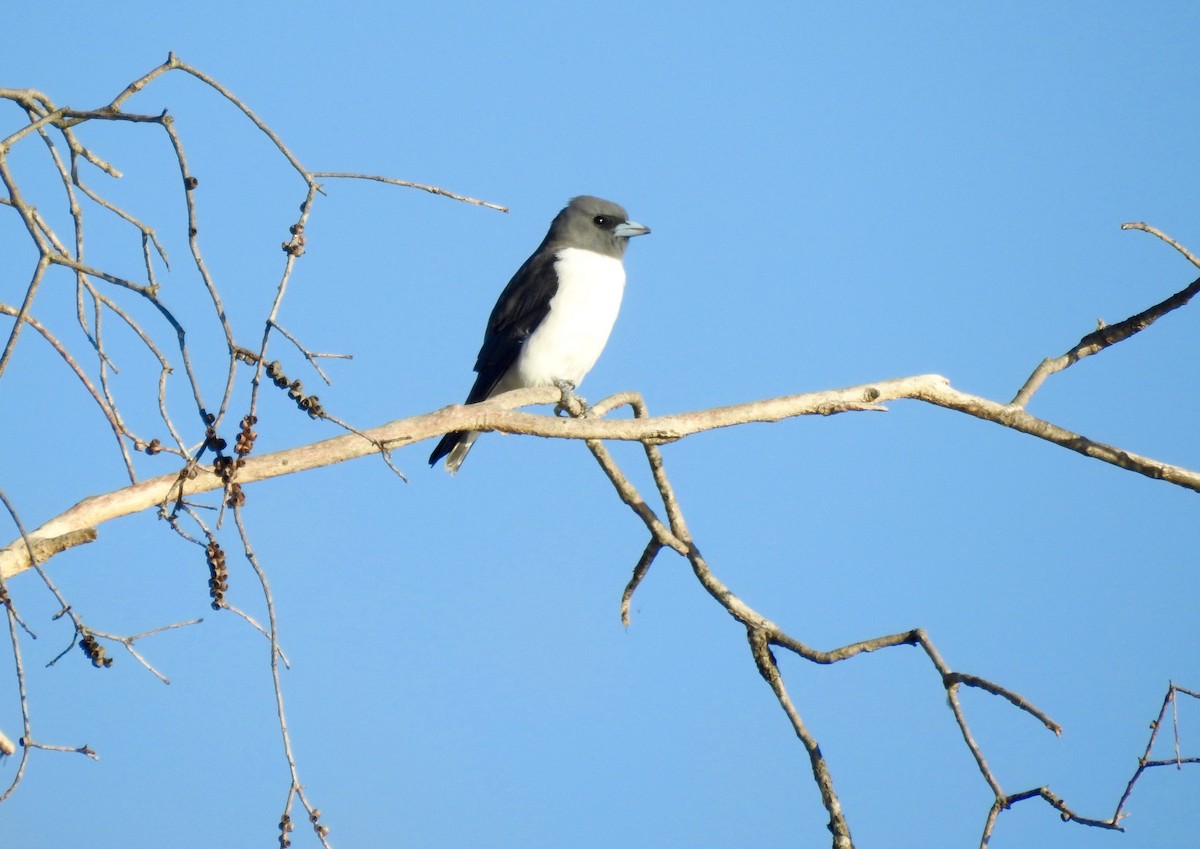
<box><xmin>614</xmin><ymin>220</ymin><xmax>650</xmax><ymax>238</ymax></box>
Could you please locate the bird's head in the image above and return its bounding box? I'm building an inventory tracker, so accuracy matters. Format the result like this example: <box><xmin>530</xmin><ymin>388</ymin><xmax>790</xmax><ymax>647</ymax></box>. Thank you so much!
<box><xmin>549</xmin><ymin>195</ymin><xmax>650</xmax><ymax>257</ymax></box>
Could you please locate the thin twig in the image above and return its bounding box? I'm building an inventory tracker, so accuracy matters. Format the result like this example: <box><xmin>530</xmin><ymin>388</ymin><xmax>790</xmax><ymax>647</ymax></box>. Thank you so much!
<box><xmin>22</xmin><ymin>740</ymin><xmax>98</xmax><ymax>761</ymax></box>
<box><xmin>232</xmin><ymin>505</ymin><xmax>330</xmax><ymax>847</ymax></box>
<box><xmin>268</xmin><ymin>321</ymin><xmax>353</xmax><ymax>387</ymax></box>
<box><xmin>217</xmin><ymin>602</ymin><xmax>291</xmax><ymax>669</ymax></box>
<box><xmin>86</xmin><ymin>619</ymin><xmax>203</xmax><ymax>685</ymax></box>
<box><xmin>312</xmin><ymin>172</ymin><xmax>508</xmax><ymax>211</ymax></box>
<box><xmin>1012</xmin><ymin>222</ymin><xmax>1200</xmax><ymax>406</ymax></box>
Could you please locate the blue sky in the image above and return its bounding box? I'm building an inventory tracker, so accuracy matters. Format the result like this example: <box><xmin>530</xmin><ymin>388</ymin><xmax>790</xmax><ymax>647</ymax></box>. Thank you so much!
<box><xmin>2</xmin><ymin>2</ymin><xmax>1198</xmax><ymax>848</ymax></box>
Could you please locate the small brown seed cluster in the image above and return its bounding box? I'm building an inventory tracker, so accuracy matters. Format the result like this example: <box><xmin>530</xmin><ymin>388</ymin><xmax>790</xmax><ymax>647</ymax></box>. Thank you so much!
<box><xmin>207</xmin><ymin>419</ymin><xmax>247</xmax><ymax>506</ymax></box>
<box><xmin>212</xmin><ymin>454</ymin><xmax>243</xmax><ymax>484</ymax></box>
<box><xmin>204</xmin><ymin>423</ymin><xmax>226</xmax><ymax>455</ymax></box>
<box><xmin>79</xmin><ymin>631</ymin><xmax>112</xmax><ymax>668</ymax></box>
<box><xmin>278</xmin><ymin>813</ymin><xmax>293</xmax><ymax>847</ymax></box>
<box><xmin>206</xmin><ymin>539</ymin><xmax>228</xmax><ymax>610</ymax></box>
<box><xmin>235</xmin><ymin>414</ymin><xmax>257</xmax><ymax>456</ymax></box>
<box><xmin>266</xmin><ymin>361</ymin><xmax>325</xmax><ymax>419</ymax></box>
<box><xmin>282</xmin><ymin>222</ymin><xmax>306</xmax><ymax>256</ymax></box>
<box><xmin>310</xmin><ymin>808</ymin><xmax>329</xmax><ymax>839</ymax></box>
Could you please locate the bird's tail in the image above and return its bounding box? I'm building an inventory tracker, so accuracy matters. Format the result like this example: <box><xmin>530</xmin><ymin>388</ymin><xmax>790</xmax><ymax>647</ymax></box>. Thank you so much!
<box><xmin>429</xmin><ymin>430</ymin><xmax>479</xmax><ymax>475</ymax></box>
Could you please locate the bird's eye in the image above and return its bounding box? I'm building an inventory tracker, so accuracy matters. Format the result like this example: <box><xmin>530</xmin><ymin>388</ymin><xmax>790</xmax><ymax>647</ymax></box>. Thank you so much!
<box><xmin>593</xmin><ymin>215</ymin><xmax>609</xmax><ymax>227</ymax></box>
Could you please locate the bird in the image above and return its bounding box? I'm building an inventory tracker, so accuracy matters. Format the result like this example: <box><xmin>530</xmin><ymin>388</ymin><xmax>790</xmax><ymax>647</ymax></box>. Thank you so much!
<box><xmin>429</xmin><ymin>195</ymin><xmax>650</xmax><ymax>474</ymax></box>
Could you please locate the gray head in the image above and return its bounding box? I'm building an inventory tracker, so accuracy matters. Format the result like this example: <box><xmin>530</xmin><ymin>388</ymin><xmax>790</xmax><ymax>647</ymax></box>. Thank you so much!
<box><xmin>541</xmin><ymin>195</ymin><xmax>650</xmax><ymax>258</ymax></box>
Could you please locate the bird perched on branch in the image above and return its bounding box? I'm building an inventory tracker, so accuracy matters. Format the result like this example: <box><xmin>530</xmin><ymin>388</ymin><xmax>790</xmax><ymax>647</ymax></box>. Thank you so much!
<box><xmin>429</xmin><ymin>195</ymin><xmax>650</xmax><ymax>474</ymax></box>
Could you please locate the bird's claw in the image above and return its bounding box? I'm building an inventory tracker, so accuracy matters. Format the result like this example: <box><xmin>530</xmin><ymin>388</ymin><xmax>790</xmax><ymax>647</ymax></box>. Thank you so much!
<box><xmin>553</xmin><ymin>379</ymin><xmax>590</xmax><ymax>418</ymax></box>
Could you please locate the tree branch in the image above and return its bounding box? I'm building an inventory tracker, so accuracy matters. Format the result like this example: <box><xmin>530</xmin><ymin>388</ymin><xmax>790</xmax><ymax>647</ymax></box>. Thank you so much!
<box><xmin>4</xmin><ymin>372</ymin><xmax>1199</xmax><ymax>581</ymax></box>
<box><xmin>1012</xmin><ymin>222</ymin><xmax>1200</xmax><ymax>407</ymax></box>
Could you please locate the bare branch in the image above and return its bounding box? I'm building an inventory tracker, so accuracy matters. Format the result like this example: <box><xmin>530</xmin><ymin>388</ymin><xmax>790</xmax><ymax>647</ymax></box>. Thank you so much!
<box><xmin>86</xmin><ymin>619</ymin><xmax>203</xmax><ymax>685</ymax></box>
<box><xmin>749</xmin><ymin>628</ymin><xmax>853</xmax><ymax>849</ymax></box>
<box><xmin>1012</xmin><ymin>222</ymin><xmax>1200</xmax><ymax>406</ymax></box>
<box><xmin>264</xmin><ymin>324</ymin><xmax>352</xmax><ymax>387</ymax></box>
<box><xmin>1112</xmin><ymin>682</ymin><xmax>1200</xmax><ymax>822</ymax></box>
<box><xmin>21</xmin><ymin>740</ymin><xmax>99</xmax><ymax>761</ymax></box>
<box><xmin>945</xmin><ymin>671</ymin><xmax>1061</xmax><ymax>736</ymax></box>
<box><xmin>1122</xmin><ymin>221</ymin><xmax>1200</xmax><ymax>268</ymax></box>
<box><xmin>311</xmin><ymin>172</ymin><xmax>508</xmax><ymax>211</ymax></box>
<box><xmin>217</xmin><ymin>602</ymin><xmax>292</xmax><ymax>669</ymax></box>
<box><xmin>232</xmin><ymin>506</ymin><xmax>330</xmax><ymax>848</ymax></box>
<box><xmin>569</xmin><ymin>399</ymin><xmax>1056</xmax><ymax>849</ymax></box>
<box><xmin>5</xmin><ymin>373</ymin><xmax>1200</xmax><ymax>581</ymax></box>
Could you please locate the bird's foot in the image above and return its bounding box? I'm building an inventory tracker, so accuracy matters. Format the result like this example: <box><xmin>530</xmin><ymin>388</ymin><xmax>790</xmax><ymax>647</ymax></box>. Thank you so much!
<box><xmin>553</xmin><ymin>379</ymin><xmax>591</xmax><ymax>418</ymax></box>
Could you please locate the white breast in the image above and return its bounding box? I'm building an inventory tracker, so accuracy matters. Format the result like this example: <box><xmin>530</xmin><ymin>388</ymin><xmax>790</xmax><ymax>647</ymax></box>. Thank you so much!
<box><xmin>513</xmin><ymin>247</ymin><xmax>625</xmax><ymax>388</ymax></box>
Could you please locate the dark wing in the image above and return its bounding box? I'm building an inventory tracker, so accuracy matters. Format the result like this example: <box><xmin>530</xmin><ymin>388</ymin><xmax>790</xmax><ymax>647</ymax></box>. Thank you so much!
<box><xmin>428</xmin><ymin>249</ymin><xmax>559</xmax><ymax>468</ymax></box>
<box><xmin>465</xmin><ymin>248</ymin><xmax>559</xmax><ymax>403</ymax></box>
